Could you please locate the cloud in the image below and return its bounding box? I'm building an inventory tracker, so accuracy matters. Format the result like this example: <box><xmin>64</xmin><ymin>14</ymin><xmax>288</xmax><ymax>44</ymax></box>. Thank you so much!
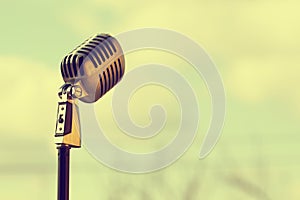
<box><xmin>226</xmin><ymin>56</ymin><xmax>300</xmax><ymax>106</ymax></box>
<box><xmin>0</xmin><ymin>56</ymin><xmax>61</xmax><ymax>137</ymax></box>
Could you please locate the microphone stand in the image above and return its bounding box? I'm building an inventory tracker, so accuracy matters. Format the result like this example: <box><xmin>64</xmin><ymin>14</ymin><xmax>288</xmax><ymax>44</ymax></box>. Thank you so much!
<box><xmin>57</xmin><ymin>144</ymin><xmax>71</xmax><ymax>200</ymax></box>
<box><xmin>55</xmin><ymin>84</ymin><xmax>82</xmax><ymax>200</ymax></box>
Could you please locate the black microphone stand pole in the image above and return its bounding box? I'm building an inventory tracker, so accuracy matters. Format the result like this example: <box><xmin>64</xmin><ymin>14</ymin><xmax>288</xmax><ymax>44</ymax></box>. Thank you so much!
<box><xmin>57</xmin><ymin>144</ymin><xmax>71</xmax><ymax>200</ymax></box>
<box><xmin>55</xmin><ymin>84</ymin><xmax>82</xmax><ymax>200</ymax></box>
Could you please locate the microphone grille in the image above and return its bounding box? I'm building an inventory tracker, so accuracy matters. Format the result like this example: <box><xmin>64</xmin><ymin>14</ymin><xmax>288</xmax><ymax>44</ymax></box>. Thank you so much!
<box><xmin>61</xmin><ymin>34</ymin><xmax>122</xmax><ymax>79</ymax></box>
<box><xmin>60</xmin><ymin>33</ymin><xmax>125</xmax><ymax>103</ymax></box>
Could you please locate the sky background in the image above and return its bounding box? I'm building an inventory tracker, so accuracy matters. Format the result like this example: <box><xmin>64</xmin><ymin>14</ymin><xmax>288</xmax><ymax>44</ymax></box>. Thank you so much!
<box><xmin>0</xmin><ymin>0</ymin><xmax>300</xmax><ymax>199</ymax></box>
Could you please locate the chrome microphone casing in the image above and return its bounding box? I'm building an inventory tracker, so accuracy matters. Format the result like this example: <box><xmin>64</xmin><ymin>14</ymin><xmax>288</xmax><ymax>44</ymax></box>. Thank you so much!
<box><xmin>60</xmin><ymin>34</ymin><xmax>125</xmax><ymax>103</ymax></box>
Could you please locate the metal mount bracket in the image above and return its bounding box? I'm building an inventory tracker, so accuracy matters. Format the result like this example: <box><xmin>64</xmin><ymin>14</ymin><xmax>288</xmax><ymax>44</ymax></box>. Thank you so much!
<box><xmin>54</xmin><ymin>83</ymin><xmax>82</xmax><ymax>148</ymax></box>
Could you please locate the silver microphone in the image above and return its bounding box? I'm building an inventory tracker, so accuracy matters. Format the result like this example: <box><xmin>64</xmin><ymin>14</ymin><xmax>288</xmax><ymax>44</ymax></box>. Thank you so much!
<box><xmin>60</xmin><ymin>33</ymin><xmax>125</xmax><ymax>103</ymax></box>
<box><xmin>55</xmin><ymin>33</ymin><xmax>126</xmax><ymax>199</ymax></box>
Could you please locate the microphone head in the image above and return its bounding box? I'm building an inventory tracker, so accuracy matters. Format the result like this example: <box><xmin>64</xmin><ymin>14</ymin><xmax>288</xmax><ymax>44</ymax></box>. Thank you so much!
<box><xmin>60</xmin><ymin>34</ymin><xmax>125</xmax><ymax>103</ymax></box>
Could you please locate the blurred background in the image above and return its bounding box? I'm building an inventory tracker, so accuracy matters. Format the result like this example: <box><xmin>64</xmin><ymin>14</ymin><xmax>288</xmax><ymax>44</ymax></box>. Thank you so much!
<box><xmin>0</xmin><ymin>0</ymin><xmax>300</xmax><ymax>199</ymax></box>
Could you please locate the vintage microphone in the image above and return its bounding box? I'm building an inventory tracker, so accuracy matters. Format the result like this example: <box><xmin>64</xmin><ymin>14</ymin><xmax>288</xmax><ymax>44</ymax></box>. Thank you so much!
<box><xmin>54</xmin><ymin>33</ymin><xmax>125</xmax><ymax>200</ymax></box>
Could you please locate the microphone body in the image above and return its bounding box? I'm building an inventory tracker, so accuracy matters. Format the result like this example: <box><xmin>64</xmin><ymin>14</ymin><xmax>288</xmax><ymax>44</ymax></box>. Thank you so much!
<box><xmin>60</xmin><ymin>34</ymin><xmax>125</xmax><ymax>103</ymax></box>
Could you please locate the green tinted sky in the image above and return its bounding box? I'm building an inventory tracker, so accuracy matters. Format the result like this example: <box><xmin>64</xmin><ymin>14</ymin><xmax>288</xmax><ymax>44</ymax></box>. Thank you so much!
<box><xmin>0</xmin><ymin>0</ymin><xmax>300</xmax><ymax>199</ymax></box>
